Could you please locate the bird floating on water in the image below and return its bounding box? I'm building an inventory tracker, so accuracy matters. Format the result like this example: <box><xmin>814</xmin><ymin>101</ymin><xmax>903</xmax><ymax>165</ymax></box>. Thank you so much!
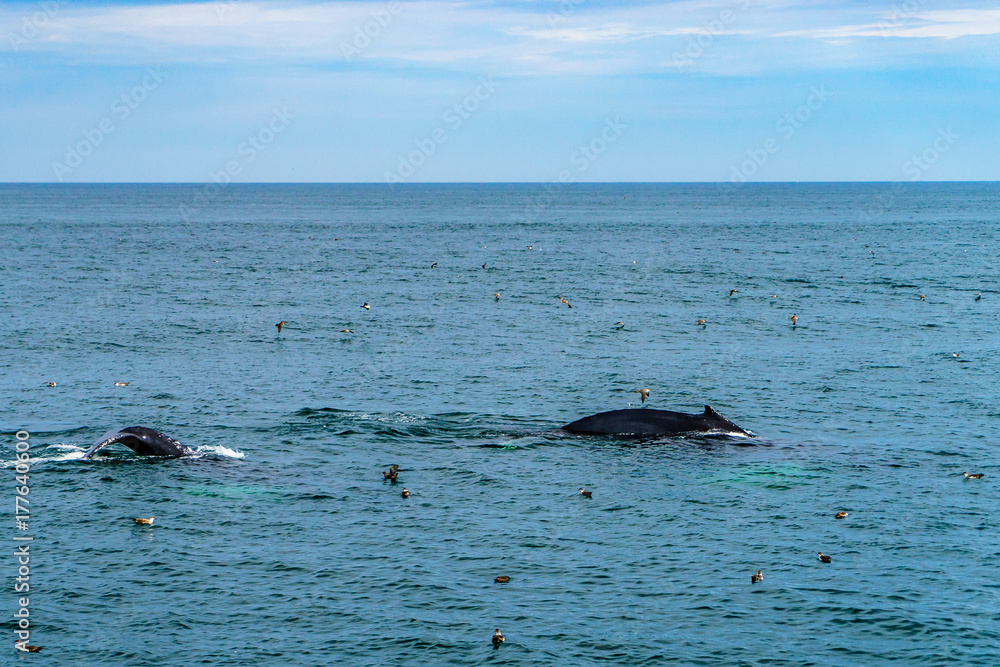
<box><xmin>401</xmin><ymin>488</ymin><xmax>410</xmax><ymax>498</ymax></box>
<box><xmin>818</xmin><ymin>552</ymin><xmax>832</xmax><ymax>563</ymax></box>
<box><xmin>963</xmin><ymin>472</ymin><xmax>983</xmax><ymax>479</ymax></box>
<box><xmin>362</xmin><ymin>302</ymin><xmax>370</xmax><ymax>310</ymax></box>
<box><xmin>614</xmin><ymin>321</ymin><xmax>625</xmax><ymax>330</ymax></box>
<box><xmin>494</xmin><ymin>575</ymin><xmax>511</xmax><ymax>583</ymax></box>
<box><xmin>15</xmin><ymin>643</ymin><xmax>42</xmax><ymax>653</ymax></box>
<box><xmin>559</xmin><ymin>297</ymin><xmax>572</xmax><ymax>308</ymax></box>
<box><xmin>494</xmin><ymin>292</ymin><xmax>500</xmax><ymax>301</ymax></box>
<box><xmin>835</xmin><ymin>511</ymin><xmax>849</xmax><ymax>519</ymax></box>
<box><xmin>750</xmin><ymin>570</ymin><xmax>763</xmax><ymax>584</ymax></box>
<box><xmin>46</xmin><ymin>382</ymin><xmax>57</xmax><ymax>387</ymax></box>
<box><xmin>114</xmin><ymin>382</ymin><xmax>129</xmax><ymax>387</ymax></box>
<box><xmin>975</xmin><ymin>293</ymin><xmax>982</xmax><ymax>301</ymax></box>
<box><xmin>276</xmin><ymin>321</ymin><xmax>286</xmax><ymax>333</ymax></box>
<box><xmin>919</xmin><ymin>294</ymin><xmax>926</xmax><ymax>300</ymax></box>
<box><xmin>132</xmin><ymin>517</ymin><xmax>155</xmax><ymax>525</ymax></box>
<box><xmin>383</xmin><ymin>470</ymin><xmax>398</xmax><ymax>481</ymax></box>
<box><xmin>634</xmin><ymin>387</ymin><xmax>650</xmax><ymax>404</ymax></box>
<box><xmin>492</xmin><ymin>629</ymin><xmax>505</xmax><ymax>648</ymax></box>
<box><xmin>579</xmin><ymin>488</ymin><xmax>593</xmax><ymax>499</ymax></box>
<box><xmin>341</xmin><ymin>329</ymin><xmax>353</xmax><ymax>333</ymax></box>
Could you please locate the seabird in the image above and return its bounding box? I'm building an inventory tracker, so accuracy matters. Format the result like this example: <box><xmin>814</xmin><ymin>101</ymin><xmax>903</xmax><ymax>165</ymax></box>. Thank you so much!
<box><xmin>492</xmin><ymin>629</ymin><xmax>505</xmax><ymax>647</ymax></box>
<box><xmin>729</xmin><ymin>289</ymin><xmax>739</xmax><ymax>297</ymax></box>
<box><xmin>362</xmin><ymin>302</ymin><xmax>370</xmax><ymax>310</ymax></box>
<box><xmin>383</xmin><ymin>470</ymin><xmax>398</xmax><ymax>481</ymax></box>
<box><xmin>527</xmin><ymin>245</ymin><xmax>533</xmax><ymax>250</ymax></box>
<box><xmin>341</xmin><ymin>329</ymin><xmax>353</xmax><ymax>333</ymax></box>
<box><xmin>494</xmin><ymin>575</ymin><xmax>511</xmax><ymax>583</ymax></box>
<box><xmin>769</xmin><ymin>295</ymin><xmax>778</xmax><ymax>299</ymax></box>
<box><xmin>634</xmin><ymin>388</ymin><xmax>650</xmax><ymax>404</ymax></box>
<box><xmin>494</xmin><ymin>292</ymin><xmax>500</xmax><ymax>301</ymax></box>
<box><xmin>697</xmin><ymin>319</ymin><xmax>706</xmax><ymax>326</ymax></box>
<box><xmin>975</xmin><ymin>293</ymin><xmax>982</xmax><ymax>301</ymax></box>
<box><xmin>614</xmin><ymin>321</ymin><xmax>625</xmax><ymax>329</ymax></box>
<box><xmin>919</xmin><ymin>294</ymin><xmax>926</xmax><ymax>300</ymax></box>
<box><xmin>963</xmin><ymin>472</ymin><xmax>984</xmax><ymax>479</ymax></box>
<box><xmin>789</xmin><ymin>314</ymin><xmax>798</xmax><ymax>326</ymax></box>
<box><xmin>401</xmin><ymin>488</ymin><xmax>410</xmax><ymax>498</ymax></box>
<box><xmin>818</xmin><ymin>552</ymin><xmax>832</xmax><ymax>563</ymax></box>
<box><xmin>750</xmin><ymin>570</ymin><xmax>763</xmax><ymax>583</ymax></box>
<box><xmin>579</xmin><ymin>488</ymin><xmax>592</xmax><ymax>499</ymax></box>
<box><xmin>482</xmin><ymin>263</ymin><xmax>487</xmax><ymax>269</ymax></box>
<box><xmin>559</xmin><ymin>297</ymin><xmax>572</xmax><ymax>308</ymax></box>
<box><xmin>114</xmin><ymin>382</ymin><xmax>129</xmax><ymax>387</ymax></box>
<box><xmin>15</xmin><ymin>643</ymin><xmax>42</xmax><ymax>653</ymax></box>
<box><xmin>431</xmin><ymin>262</ymin><xmax>438</xmax><ymax>268</ymax></box>
<box><xmin>46</xmin><ymin>382</ymin><xmax>57</xmax><ymax>387</ymax></box>
<box><xmin>835</xmin><ymin>511</ymin><xmax>849</xmax><ymax>519</ymax></box>
<box><xmin>389</xmin><ymin>465</ymin><xmax>400</xmax><ymax>472</ymax></box>
<box><xmin>276</xmin><ymin>321</ymin><xmax>286</xmax><ymax>333</ymax></box>
<box><xmin>132</xmin><ymin>517</ymin><xmax>155</xmax><ymax>525</ymax></box>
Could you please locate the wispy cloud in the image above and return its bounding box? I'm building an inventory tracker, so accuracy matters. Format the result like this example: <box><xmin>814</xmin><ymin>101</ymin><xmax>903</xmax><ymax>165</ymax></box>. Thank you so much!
<box><xmin>2</xmin><ymin>1</ymin><xmax>999</xmax><ymax>75</ymax></box>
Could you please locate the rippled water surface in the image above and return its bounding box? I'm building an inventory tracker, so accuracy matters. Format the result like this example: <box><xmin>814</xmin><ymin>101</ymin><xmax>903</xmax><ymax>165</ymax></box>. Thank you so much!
<box><xmin>2</xmin><ymin>183</ymin><xmax>998</xmax><ymax>665</ymax></box>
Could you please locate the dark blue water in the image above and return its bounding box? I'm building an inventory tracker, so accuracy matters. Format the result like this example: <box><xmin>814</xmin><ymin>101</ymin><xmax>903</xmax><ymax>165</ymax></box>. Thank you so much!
<box><xmin>2</xmin><ymin>183</ymin><xmax>998</xmax><ymax>665</ymax></box>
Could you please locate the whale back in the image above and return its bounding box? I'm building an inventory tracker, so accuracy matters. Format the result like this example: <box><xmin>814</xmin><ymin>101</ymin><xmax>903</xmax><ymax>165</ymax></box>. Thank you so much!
<box><xmin>562</xmin><ymin>406</ymin><xmax>751</xmax><ymax>437</ymax></box>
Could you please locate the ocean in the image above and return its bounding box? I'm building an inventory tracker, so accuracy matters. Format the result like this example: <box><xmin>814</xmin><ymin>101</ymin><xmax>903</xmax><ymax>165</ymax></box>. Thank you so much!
<box><xmin>2</xmin><ymin>183</ymin><xmax>998</xmax><ymax>665</ymax></box>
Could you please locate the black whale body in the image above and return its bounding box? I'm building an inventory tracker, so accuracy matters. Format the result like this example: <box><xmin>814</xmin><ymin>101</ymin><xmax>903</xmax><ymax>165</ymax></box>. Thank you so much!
<box><xmin>562</xmin><ymin>406</ymin><xmax>752</xmax><ymax>437</ymax></box>
<box><xmin>82</xmin><ymin>426</ymin><xmax>193</xmax><ymax>459</ymax></box>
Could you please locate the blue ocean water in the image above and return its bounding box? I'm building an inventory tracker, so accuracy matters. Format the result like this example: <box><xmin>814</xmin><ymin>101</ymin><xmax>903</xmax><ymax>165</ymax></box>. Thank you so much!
<box><xmin>1</xmin><ymin>183</ymin><xmax>998</xmax><ymax>665</ymax></box>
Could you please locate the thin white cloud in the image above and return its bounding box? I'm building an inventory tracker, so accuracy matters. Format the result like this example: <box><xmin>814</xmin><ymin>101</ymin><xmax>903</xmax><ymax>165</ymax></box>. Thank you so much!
<box><xmin>1</xmin><ymin>1</ymin><xmax>998</xmax><ymax>75</ymax></box>
<box><xmin>777</xmin><ymin>9</ymin><xmax>1000</xmax><ymax>40</ymax></box>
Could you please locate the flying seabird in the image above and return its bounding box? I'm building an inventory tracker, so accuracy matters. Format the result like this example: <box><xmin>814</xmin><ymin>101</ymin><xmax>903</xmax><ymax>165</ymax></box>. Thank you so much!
<box><xmin>729</xmin><ymin>289</ymin><xmax>739</xmax><ymax>297</ymax></box>
<box><xmin>789</xmin><ymin>314</ymin><xmax>798</xmax><ymax>326</ymax></box>
<box><xmin>634</xmin><ymin>388</ymin><xmax>650</xmax><ymax>404</ymax></box>
<box><xmin>276</xmin><ymin>321</ymin><xmax>286</xmax><ymax>333</ymax></box>
<box><xmin>362</xmin><ymin>302</ymin><xmax>370</xmax><ymax>310</ymax></box>
<box><xmin>559</xmin><ymin>297</ymin><xmax>572</xmax><ymax>308</ymax></box>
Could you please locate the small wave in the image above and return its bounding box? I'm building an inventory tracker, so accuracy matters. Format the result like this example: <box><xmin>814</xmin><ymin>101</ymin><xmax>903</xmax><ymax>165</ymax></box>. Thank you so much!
<box><xmin>193</xmin><ymin>445</ymin><xmax>246</xmax><ymax>459</ymax></box>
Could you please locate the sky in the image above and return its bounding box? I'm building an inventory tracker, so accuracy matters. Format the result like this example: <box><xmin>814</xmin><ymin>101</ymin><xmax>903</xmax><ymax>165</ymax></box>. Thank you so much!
<box><xmin>1</xmin><ymin>0</ymin><xmax>997</xmax><ymax>182</ymax></box>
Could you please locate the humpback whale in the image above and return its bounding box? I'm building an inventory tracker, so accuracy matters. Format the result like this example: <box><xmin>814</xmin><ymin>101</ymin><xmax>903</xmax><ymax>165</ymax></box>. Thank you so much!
<box><xmin>562</xmin><ymin>406</ymin><xmax>752</xmax><ymax>437</ymax></box>
<box><xmin>82</xmin><ymin>426</ymin><xmax>193</xmax><ymax>459</ymax></box>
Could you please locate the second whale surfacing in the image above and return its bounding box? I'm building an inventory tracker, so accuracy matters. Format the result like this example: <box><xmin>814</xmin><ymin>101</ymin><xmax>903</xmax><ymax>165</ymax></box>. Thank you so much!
<box><xmin>82</xmin><ymin>426</ymin><xmax>193</xmax><ymax>459</ymax></box>
<box><xmin>562</xmin><ymin>406</ymin><xmax>753</xmax><ymax>437</ymax></box>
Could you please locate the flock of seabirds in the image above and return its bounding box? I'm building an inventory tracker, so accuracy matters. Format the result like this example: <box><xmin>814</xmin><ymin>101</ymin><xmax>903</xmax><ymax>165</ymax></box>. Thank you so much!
<box><xmin>32</xmin><ymin>283</ymin><xmax>988</xmax><ymax>653</ymax></box>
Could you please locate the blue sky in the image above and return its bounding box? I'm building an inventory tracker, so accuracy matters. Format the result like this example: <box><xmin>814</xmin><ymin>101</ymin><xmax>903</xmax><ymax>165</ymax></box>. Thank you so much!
<box><xmin>2</xmin><ymin>0</ymin><xmax>998</xmax><ymax>182</ymax></box>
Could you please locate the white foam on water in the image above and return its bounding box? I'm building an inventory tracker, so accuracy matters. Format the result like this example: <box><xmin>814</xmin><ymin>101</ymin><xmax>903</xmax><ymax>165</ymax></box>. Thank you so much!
<box><xmin>194</xmin><ymin>445</ymin><xmax>246</xmax><ymax>459</ymax></box>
